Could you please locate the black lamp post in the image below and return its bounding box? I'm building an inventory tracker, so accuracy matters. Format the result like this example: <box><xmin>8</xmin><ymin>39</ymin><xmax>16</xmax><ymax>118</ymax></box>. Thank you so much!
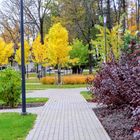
<box><xmin>137</xmin><ymin>0</ymin><xmax>140</xmax><ymax>44</ymax></box>
<box><xmin>20</xmin><ymin>0</ymin><xmax>26</xmax><ymax>115</ymax></box>
<box><xmin>137</xmin><ymin>0</ymin><xmax>140</xmax><ymax>31</ymax></box>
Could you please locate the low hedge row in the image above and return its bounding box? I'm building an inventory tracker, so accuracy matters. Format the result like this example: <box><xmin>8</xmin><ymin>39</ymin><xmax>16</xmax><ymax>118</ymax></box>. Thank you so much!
<box><xmin>41</xmin><ymin>75</ymin><xmax>94</xmax><ymax>85</ymax></box>
<box><xmin>0</xmin><ymin>68</ymin><xmax>21</xmax><ymax>107</ymax></box>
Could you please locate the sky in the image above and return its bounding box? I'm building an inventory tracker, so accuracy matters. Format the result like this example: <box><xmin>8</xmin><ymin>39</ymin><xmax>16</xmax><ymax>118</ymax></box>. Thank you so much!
<box><xmin>0</xmin><ymin>1</ymin><xmax>2</xmax><ymax>5</ymax></box>
<box><xmin>0</xmin><ymin>0</ymin><xmax>3</xmax><ymax>9</ymax></box>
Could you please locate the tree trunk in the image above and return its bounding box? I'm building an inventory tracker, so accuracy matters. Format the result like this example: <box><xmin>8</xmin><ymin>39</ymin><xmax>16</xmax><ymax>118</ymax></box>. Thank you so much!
<box><xmin>26</xmin><ymin>65</ymin><xmax>29</xmax><ymax>79</ymax></box>
<box><xmin>122</xmin><ymin>0</ymin><xmax>126</xmax><ymax>33</ymax></box>
<box><xmin>72</xmin><ymin>66</ymin><xmax>77</xmax><ymax>74</ymax></box>
<box><xmin>40</xmin><ymin>19</ymin><xmax>44</xmax><ymax>44</ymax></box>
<box><xmin>100</xmin><ymin>0</ymin><xmax>103</xmax><ymax>17</ymax></box>
<box><xmin>43</xmin><ymin>67</ymin><xmax>46</xmax><ymax>77</ymax></box>
<box><xmin>88</xmin><ymin>43</ymin><xmax>93</xmax><ymax>74</ymax></box>
<box><xmin>57</xmin><ymin>65</ymin><xmax>61</xmax><ymax>84</ymax></box>
<box><xmin>107</xmin><ymin>0</ymin><xmax>112</xmax><ymax>30</ymax></box>
<box><xmin>36</xmin><ymin>64</ymin><xmax>39</xmax><ymax>73</ymax></box>
<box><xmin>137</xmin><ymin>0</ymin><xmax>140</xmax><ymax>31</ymax></box>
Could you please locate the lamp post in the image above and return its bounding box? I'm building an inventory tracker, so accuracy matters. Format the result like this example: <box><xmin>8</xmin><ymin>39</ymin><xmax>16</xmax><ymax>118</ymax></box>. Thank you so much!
<box><xmin>20</xmin><ymin>0</ymin><xmax>26</xmax><ymax>115</ymax></box>
<box><xmin>104</xmin><ymin>15</ymin><xmax>107</xmax><ymax>63</ymax></box>
<box><xmin>137</xmin><ymin>0</ymin><xmax>140</xmax><ymax>44</ymax></box>
<box><xmin>137</xmin><ymin>0</ymin><xmax>140</xmax><ymax>31</ymax></box>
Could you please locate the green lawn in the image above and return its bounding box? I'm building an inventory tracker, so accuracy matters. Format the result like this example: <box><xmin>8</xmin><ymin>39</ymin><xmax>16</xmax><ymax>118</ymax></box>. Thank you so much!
<box><xmin>23</xmin><ymin>98</ymin><xmax>49</xmax><ymax>103</ymax></box>
<box><xmin>80</xmin><ymin>91</ymin><xmax>93</xmax><ymax>101</ymax></box>
<box><xmin>0</xmin><ymin>100</ymin><xmax>4</xmax><ymax>105</ymax></box>
<box><xmin>28</xmin><ymin>73</ymin><xmax>37</xmax><ymax>77</ymax></box>
<box><xmin>26</xmin><ymin>73</ymin><xmax>55</xmax><ymax>80</ymax></box>
<box><xmin>26</xmin><ymin>84</ymin><xmax>86</xmax><ymax>90</ymax></box>
<box><xmin>0</xmin><ymin>98</ymin><xmax>49</xmax><ymax>105</ymax></box>
<box><xmin>26</xmin><ymin>79</ymin><xmax>40</xmax><ymax>83</ymax></box>
<box><xmin>0</xmin><ymin>113</ymin><xmax>36</xmax><ymax>140</ymax></box>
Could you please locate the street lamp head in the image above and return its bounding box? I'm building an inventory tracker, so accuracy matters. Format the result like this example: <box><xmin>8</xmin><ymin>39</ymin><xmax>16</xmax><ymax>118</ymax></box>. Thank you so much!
<box><xmin>104</xmin><ymin>15</ymin><xmax>107</xmax><ymax>24</ymax></box>
<box><xmin>103</xmin><ymin>6</ymin><xmax>107</xmax><ymax>24</ymax></box>
<box><xmin>103</xmin><ymin>8</ymin><xmax>107</xmax><ymax>24</ymax></box>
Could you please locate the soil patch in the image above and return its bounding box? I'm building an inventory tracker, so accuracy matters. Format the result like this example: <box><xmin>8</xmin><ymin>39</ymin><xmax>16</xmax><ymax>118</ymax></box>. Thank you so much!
<box><xmin>94</xmin><ymin>107</ymin><xmax>137</xmax><ymax>140</ymax></box>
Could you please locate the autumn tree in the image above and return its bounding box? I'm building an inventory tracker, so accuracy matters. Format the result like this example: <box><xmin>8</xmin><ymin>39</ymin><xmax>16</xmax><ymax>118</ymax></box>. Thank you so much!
<box><xmin>31</xmin><ymin>35</ymin><xmax>48</xmax><ymax>76</ymax></box>
<box><xmin>0</xmin><ymin>1</ymin><xmax>28</xmax><ymax>44</ymax></box>
<box><xmin>0</xmin><ymin>21</ymin><xmax>20</xmax><ymax>45</ymax></box>
<box><xmin>56</xmin><ymin>0</ymin><xmax>96</xmax><ymax>74</ymax></box>
<box><xmin>92</xmin><ymin>25</ymin><xmax>123</xmax><ymax>62</ymax></box>
<box><xmin>70</xmin><ymin>39</ymin><xmax>88</xmax><ymax>74</ymax></box>
<box><xmin>47</xmin><ymin>23</ymin><xmax>70</xmax><ymax>84</ymax></box>
<box><xmin>0</xmin><ymin>38</ymin><xmax>14</xmax><ymax>66</ymax></box>
<box><xmin>0</xmin><ymin>0</ymin><xmax>53</xmax><ymax>45</ymax></box>
<box><xmin>127</xmin><ymin>0</ymin><xmax>140</xmax><ymax>35</ymax></box>
<box><xmin>23</xmin><ymin>0</ymin><xmax>53</xmax><ymax>44</ymax></box>
<box><xmin>15</xmin><ymin>41</ymin><xmax>31</xmax><ymax>66</ymax></box>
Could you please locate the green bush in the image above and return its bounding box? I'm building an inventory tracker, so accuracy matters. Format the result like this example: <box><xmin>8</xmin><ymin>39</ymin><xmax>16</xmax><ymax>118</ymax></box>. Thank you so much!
<box><xmin>0</xmin><ymin>68</ymin><xmax>21</xmax><ymax>107</ymax></box>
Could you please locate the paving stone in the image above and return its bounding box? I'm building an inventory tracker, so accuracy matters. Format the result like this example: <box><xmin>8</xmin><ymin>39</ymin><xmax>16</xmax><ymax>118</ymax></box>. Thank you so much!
<box><xmin>0</xmin><ymin>88</ymin><xmax>111</xmax><ymax>140</ymax></box>
<box><xmin>26</xmin><ymin>88</ymin><xmax>111</xmax><ymax>140</ymax></box>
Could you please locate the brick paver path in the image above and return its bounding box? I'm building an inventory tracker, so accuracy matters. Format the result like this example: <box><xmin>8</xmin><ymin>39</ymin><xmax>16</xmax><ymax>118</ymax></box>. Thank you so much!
<box><xmin>26</xmin><ymin>89</ymin><xmax>111</xmax><ymax>140</ymax></box>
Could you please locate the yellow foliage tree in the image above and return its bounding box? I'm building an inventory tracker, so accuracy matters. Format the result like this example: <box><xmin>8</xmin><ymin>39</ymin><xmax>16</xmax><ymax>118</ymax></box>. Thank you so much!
<box><xmin>31</xmin><ymin>35</ymin><xmax>48</xmax><ymax>66</ymax></box>
<box><xmin>128</xmin><ymin>25</ymin><xmax>137</xmax><ymax>36</ymax></box>
<box><xmin>127</xmin><ymin>1</ymin><xmax>137</xmax><ymax>36</ymax></box>
<box><xmin>15</xmin><ymin>41</ymin><xmax>30</xmax><ymax>65</ymax></box>
<box><xmin>92</xmin><ymin>25</ymin><xmax>123</xmax><ymax>62</ymax></box>
<box><xmin>0</xmin><ymin>38</ymin><xmax>14</xmax><ymax>66</ymax></box>
<box><xmin>47</xmin><ymin>23</ymin><xmax>71</xmax><ymax>84</ymax></box>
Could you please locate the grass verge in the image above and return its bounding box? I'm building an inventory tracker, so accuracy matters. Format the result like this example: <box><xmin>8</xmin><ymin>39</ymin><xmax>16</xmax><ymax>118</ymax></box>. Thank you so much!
<box><xmin>80</xmin><ymin>91</ymin><xmax>93</xmax><ymax>101</ymax></box>
<box><xmin>0</xmin><ymin>113</ymin><xmax>36</xmax><ymax>140</ymax></box>
<box><xmin>26</xmin><ymin>79</ymin><xmax>40</xmax><ymax>83</ymax></box>
<box><xmin>26</xmin><ymin>84</ymin><xmax>86</xmax><ymax>90</ymax></box>
<box><xmin>0</xmin><ymin>98</ymin><xmax>49</xmax><ymax>105</ymax></box>
<box><xmin>22</xmin><ymin>98</ymin><xmax>49</xmax><ymax>104</ymax></box>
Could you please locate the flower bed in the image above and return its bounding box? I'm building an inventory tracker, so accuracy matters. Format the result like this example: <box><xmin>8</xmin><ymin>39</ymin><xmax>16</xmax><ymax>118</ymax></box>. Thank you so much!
<box><xmin>41</xmin><ymin>75</ymin><xmax>94</xmax><ymax>85</ymax></box>
<box><xmin>94</xmin><ymin>107</ymin><xmax>135</xmax><ymax>140</ymax></box>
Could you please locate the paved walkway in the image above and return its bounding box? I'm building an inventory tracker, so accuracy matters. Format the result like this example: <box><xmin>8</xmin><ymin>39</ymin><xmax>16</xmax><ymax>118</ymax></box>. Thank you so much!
<box><xmin>26</xmin><ymin>88</ymin><xmax>111</xmax><ymax>140</ymax></box>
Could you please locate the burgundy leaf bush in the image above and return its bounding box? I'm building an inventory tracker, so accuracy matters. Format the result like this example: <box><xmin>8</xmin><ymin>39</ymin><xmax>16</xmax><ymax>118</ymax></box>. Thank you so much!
<box><xmin>93</xmin><ymin>62</ymin><xmax>140</xmax><ymax>108</ymax></box>
<box><xmin>89</xmin><ymin>40</ymin><xmax>140</xmax><ymax>138</ymax></box>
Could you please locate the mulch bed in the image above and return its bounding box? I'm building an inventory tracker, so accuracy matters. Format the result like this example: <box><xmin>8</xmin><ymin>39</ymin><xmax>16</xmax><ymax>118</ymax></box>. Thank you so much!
<box><xmin>0</xmin><ymin>103</ymin><xmax>45</xmax><ymax>109</ymax></box>
<box><xmin>94</xmin><ymin>107</ymin><xmax>137</xmax><ymax>140</ymax></box>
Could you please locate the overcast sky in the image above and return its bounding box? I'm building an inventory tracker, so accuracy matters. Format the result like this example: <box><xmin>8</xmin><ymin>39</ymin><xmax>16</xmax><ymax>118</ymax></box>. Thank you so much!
<box><xmin>0</xmin><ymin>1</ymin><xmax>2</xmax><ymax>5</ymax></box>
<box><xmin>0</xmin><ymin>0</ymin><xmax>3</xmax><ymax>9</ymax></box>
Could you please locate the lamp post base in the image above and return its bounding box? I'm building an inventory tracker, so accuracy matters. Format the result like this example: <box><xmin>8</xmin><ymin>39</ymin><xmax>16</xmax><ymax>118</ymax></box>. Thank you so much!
<box><xmin>21</xmin><ymin>112</ymin><xmax>28</xmax><ymax>115</ymax></box>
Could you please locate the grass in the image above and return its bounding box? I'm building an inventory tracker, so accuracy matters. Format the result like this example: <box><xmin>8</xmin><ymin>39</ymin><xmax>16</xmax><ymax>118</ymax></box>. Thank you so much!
<box><xmin>27</xmin><ymin>73</ymin><xmax>55</xmax><ymax>78</ymax></box>
<box><xmin>28</xmin><ymin>73</ymin><xmax>37</xmax><ymax>77</ymax></box>
<box><xmin>26</xmin><ymin>79</ymin><xmax>40</xmax><ymax>83</ymax></box>
<box><xmin>26</xmin><ymin>84</ymin><xmax>86</xmax><ymax>90</ymax></box>
<box><xmin>80</xmin><ymin>91</ymin><xmax>93</xmax><ymax>101</ymax></box>
<box><xmin>0</xmin><ymin>113</ymin><xmax>36</xmax><ymax>140</ymax></box>
<box><xmin>22</xmin><ymin>98</ymin><xmax>49</xmax><ymax>104</ymax></box>
<box><xmin>0</xmin><ymin>100</ymin><xmax>4</xmax><ymax>105</ymax></box>
<box><xmin>0</xmin><ymin>98</ymin><xmax>49</xmax><ymax>105</ymax></box>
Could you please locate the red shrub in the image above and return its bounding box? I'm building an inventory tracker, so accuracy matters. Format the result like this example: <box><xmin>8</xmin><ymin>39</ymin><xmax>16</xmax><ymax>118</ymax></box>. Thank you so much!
<box><xmin>93</xmin><ymin>62</ymin><xmax>140</xmax><ymax>108</ymax></box>
<box><xmin>89</xmin><ymin>40</ymin><xmax>140</xmax><ymax>137</ymax></box>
